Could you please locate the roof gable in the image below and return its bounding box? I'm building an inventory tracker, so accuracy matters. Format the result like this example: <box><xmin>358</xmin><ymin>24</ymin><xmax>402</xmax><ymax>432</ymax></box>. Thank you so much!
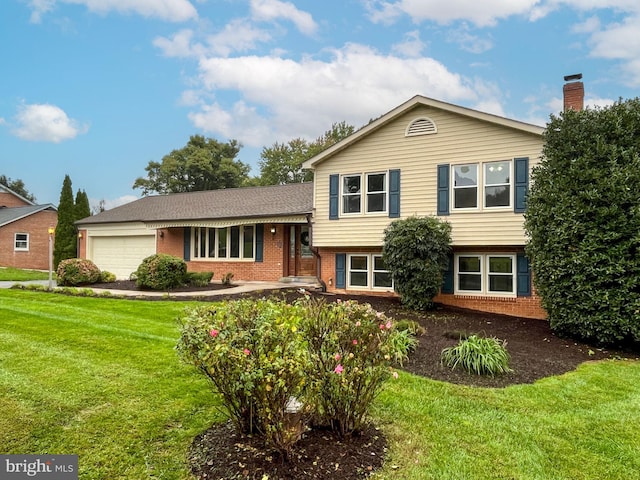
<box><xmin>0</xmin><ymin>204</ymin><xmax>57</xmax><ymax>227</ymax></box>
<box><xmin>302</xmin><ymin>95</ymin><xmax>545</xmax><ymax>169</ymax></box>
<box><xmin>0</xmin><ymin>184</ymin><xmax>36</xmax><ymax>207</ymax></box>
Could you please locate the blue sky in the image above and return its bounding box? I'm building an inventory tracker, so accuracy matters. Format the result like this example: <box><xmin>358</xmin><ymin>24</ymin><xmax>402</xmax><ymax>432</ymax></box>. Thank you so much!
<box><xmin>1</xmin><ymin>0</ymin><xmax>639</xmax><ymax>209</ymax></box>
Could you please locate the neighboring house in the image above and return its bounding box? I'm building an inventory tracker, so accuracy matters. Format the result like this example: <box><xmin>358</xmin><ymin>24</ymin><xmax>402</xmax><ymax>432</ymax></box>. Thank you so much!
<box><xmin>0</xmin><ymin>185</ymin><xmax>58</xmax><ymax>270</ymax></box>
<box><xmin>302</xmin><ymin>95</ymin><xmax>547</xmax><ymax>320</ymax></box>
<box><xmin>76</xmin><ymin>183</ymin><xmax>315</xmax><ymax>281</ymax></box>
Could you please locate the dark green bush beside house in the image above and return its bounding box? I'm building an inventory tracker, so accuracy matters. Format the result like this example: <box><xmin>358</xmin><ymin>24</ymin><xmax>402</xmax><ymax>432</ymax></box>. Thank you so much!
<box><xmin>135</xmin><ymin>254</ymin><xmax>187</xmax><ymax>290</ymax></box>
<box><xmin>525</xmin><ymin>98</ymin><xmax>640</xmax><ymax>346</ymax></box>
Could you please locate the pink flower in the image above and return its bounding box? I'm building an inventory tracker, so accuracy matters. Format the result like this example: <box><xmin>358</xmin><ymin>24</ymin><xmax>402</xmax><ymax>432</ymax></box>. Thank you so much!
<box><xmin>334</xmin><ymin>364</ymin><xmax>344</xmax><ymax>374</ymax></box>
<box><xmin>379</xmin><ymin>324</ymin><xmax>385</xmax><ymax>330</ymax></box>
<box><xmin>334</xmin><ymin>353</ymin><xmax>341</xmax><ymax>361</ymax></box>
<box><xmin>209</xmin><ymin>329</ymin><xmax>219</xmax><ymax>338</ymax></box>
<box><xmin>243</xmin><ymin>348</ymin><xmax>251</xmax><ymax>355</ymax></box>
<box><xmin>385</xmin><ymin>320</ymin><xmax>392</xmax><ymax>330</ymax></box>
<box><xmin>392</xmin><ymin>371</ymin><xmax>399</xmax><ymax>380</ymax></box>
<box><xmin>355</xmin><ymin>321</ymin><xmax>361</xmax><ymax>327</ymax></box>
<box><xmin>352</xmin><ymin>339</ymin><xmax>358</xmax><ymax>345</ymax></box>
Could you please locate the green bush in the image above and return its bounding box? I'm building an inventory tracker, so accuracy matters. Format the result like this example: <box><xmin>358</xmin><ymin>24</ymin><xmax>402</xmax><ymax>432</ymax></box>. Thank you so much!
<box><xmin>525</xmin><ymin>99</ymin><xmax>640</xmax><ymax>346</ymax></box>
<box><xmin>99</xmin><ymin>271</ymin><xmax>116</xmax><ymax>283</ymax></box>
<box><xmin>382</xmin><ymin>216</ymin><xmax>452</xmax><ymax>310</ymax></box>
<box><xmin>56</xmin><ymin>258</ymin><xmax>101</xmax><ymax>286</ymax></box>
<box><xmin>135</xmin><ymin>254</ymin><xmax>187</xmax><ymax>290</ymax></box>
<box><xmin>441</xmin><ymin>335</ymin><xmax>513</xmax><ymax>376</ymax></box>
<box><xmin>300</xmin><ymin>297</ymin><xmax>415</xmax><ymax>437</ymax></box>
<box><xmin>177</xmin><ymin>299</ymin><xmax>310</xmax><ymax>457</ymax></box>
<box><xmin>186</xmin><ymin>271</ymin><xmax>213</xmax><ymax>287</ymax></box>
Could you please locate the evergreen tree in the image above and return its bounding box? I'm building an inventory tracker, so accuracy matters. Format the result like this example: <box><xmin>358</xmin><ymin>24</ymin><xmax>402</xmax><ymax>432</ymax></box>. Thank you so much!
<box><xmin>75</xmin><ymin>189</ymin><xmax>91</xmax><ymax>221</ymax></box>
<box><xmin>53</xmin><ymin>175</ymin><xmax>77</xmax><ymax>268</ymax></box>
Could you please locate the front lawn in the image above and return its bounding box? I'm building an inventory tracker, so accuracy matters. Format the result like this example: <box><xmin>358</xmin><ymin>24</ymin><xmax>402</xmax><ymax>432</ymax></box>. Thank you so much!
<box><xmin>0</xmin><ymin>289</ymin><xmax>639</xmax><ymax>479</ymax></box>
<box><xmin>0</xmin><ymin>267</ymin><xmax>50</xmax><ymax>281</ymax></box>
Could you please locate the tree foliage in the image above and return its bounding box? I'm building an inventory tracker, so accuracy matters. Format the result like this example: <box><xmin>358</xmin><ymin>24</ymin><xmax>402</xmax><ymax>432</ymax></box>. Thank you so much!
<box><xmin>382</xmin><ymin>216</ymin><xmax>452</xmax><ymax>311</ymax></box>
<box><xmin>75</xmin><ymin>189</ymin><xmax>91</xmax><ymax>222</ymax></box>
<box><xmin>0</xmin><ymin>175</ymin><xmax>36</xmax><ymax>202</ymax></box>
<box><xmin>258</xmin><ymin>121</ymin><xmax>355</xmax><ymax>185</ymax></box>
<box><xmin>133</xmin><ymin>135</ymin><xmax>251</xmax><ymax>195</ymax></box>
<box><xmin>525</xmin><ymin>99</ymin><xmax>640</xmax><ymax>346</ymax></box>
<box><xmin>54</xmin><ymin>175</ymin><xmax>78</xmax><ymax>268</ymax></box>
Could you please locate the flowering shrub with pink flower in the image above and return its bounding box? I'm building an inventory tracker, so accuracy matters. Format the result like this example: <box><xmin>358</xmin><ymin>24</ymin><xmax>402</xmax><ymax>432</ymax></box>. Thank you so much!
<box><xmin>299</xmin><ymin>297</ymin><xmax>415</xmax><ymax>437</ymax></box>
<box><xmin>177</xmin><ymin>297</ymin><xmax>416</xmax><ymax>454</ymax></box>
<box><xmin>177</xmin><ymin>299</ymin><xmax>310</xmax><ymax>457</ymax></box>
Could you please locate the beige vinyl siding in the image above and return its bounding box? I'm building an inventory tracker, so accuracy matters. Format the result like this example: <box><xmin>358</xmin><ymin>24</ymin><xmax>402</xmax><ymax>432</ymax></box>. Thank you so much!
<box><xmin>311</xmin><ymin>105</ymin><xmax>543</xmax><ymax>247</ymax></box>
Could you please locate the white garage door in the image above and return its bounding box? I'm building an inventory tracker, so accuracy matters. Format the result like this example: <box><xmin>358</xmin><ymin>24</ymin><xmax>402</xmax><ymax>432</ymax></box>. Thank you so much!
<box><xmin>91</xmin><ymin>235</ymin><xmax>156</xmax><ymax>279</ymax></box>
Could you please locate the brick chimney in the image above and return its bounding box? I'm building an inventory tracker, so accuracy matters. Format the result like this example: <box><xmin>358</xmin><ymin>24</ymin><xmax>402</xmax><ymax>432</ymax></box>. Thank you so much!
<box><xmin>563</xmin><ymin>73</ymin><xmax>584</xmax><ymax>111</ymax></box>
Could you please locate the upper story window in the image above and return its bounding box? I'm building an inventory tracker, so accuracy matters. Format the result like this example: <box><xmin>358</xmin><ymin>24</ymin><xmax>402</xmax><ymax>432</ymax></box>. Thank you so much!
<box><xmin>342</xmin><ymin>172</ymin><xmax>387</xmax><ymax>215</ymax></box>
<box><xmin>192</xmin><ymin>226</ymin><xmax>254</xmax><ymax>260</ymax></box>
<box><xmin>14</xmin><ymin>233</ymin><xmax>29</xmax><ymax>251</ymax></box>
<box><xmin>452</xmin><ymin>160</ymin><xmax>512</xmax><ymax>210</ymax></box>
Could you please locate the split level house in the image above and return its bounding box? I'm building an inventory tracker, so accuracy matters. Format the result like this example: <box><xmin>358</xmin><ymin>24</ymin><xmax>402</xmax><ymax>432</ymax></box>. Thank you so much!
<box><xmin>0</xmin><ymin>184</ymin><xmax>58</xmax><ymax>270</ymax></box>
<box><xmin>75</xmin><ymin>88</ymin><xmax>585</xmax><ymax>320</ymax></box>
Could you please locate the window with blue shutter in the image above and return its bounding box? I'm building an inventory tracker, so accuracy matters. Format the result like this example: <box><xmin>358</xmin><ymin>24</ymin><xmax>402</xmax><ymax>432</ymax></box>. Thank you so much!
<box><xmin>514</xmin><ymin>157</ymin><xmax>529</xmax><ymax>213</ymax></box>
<box><xmin>255</xmin><ymin>224</ymin><xmax>264</xmax><ymax>262</ymax></box>
<box><xmin>437</xmin><ymin>164</ymin><xmax>450</xmax><ymax>216</ymax></box>
<box><xmin>517</xmin><ymin>252</ymin><xmax>531</xmax><ymax>296</ymax></box>
<box><xmin>335</xmin><ymin>253</ymin><xmax>346</xmax><ymax>288</ymax></box>
<box><xmin>389</xmin><ymin>169</ymin><xmax>400</xmax><ymax>218</ymax></box>
<box><xmin>329</xmin><ymin>174</ymin><xmax>339</xmax><ymax>219</ymax></box>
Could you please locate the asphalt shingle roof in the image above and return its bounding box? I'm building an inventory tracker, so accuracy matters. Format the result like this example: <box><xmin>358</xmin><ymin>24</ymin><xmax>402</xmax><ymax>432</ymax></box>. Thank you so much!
<box><xmin>0</xmin><ymin>205</ymin><xmax>57</xmax><ymax>227</ymax></box>
<box><xmin>76</xmin><ymin>183</ymin><xmax>314</xmax><ymax>225</ymax></box>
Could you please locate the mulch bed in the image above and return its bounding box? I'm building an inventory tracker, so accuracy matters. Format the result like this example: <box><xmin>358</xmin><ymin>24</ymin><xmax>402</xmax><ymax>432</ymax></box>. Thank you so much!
<box><xmin>89</xmin><ymin>281</ymin><xmax>638</xmax><ymax>479</ymax></box>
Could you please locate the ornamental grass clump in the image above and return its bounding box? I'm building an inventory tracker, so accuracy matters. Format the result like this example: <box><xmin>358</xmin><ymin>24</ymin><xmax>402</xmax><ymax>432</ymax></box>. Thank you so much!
<box><xmin>441</xmin><ymin>334</ymin><xmax>513</xmax><ymax>376</ymax></box>
<box><xmin>177</xmin><ymin>299</ymin><xmax>310</xmax><ymax>457</ymax></box>
<box><xmin>299</xmin><ymin>297</ymin><xmax>416</xmax><ymax>437</ymax></box>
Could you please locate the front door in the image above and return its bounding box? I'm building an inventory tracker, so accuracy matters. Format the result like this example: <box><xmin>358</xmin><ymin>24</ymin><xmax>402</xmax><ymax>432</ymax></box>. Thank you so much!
<box><xmin>287</xmin><ymin>225</ymin><xmax>315</xmax><ymax>277</ymax></box>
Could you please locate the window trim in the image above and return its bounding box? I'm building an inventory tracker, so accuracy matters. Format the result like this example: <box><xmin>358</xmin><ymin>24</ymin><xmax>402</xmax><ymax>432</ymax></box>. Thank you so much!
<box><xmin>346</xmin><ymin>253</ymin><xmax>394</xmax><ymax>291</ymax></box>
<box><xmin>483</xmin><ymin>160</ymin><xmax>512</xmax><ymax>209</ymax></box>
<box><xmin>191</xmin><ymin>226</ymin><xmax>255</xmax><ymax>261</ymax></box>
<box><xmin>14</xmin><ymin>233</ymin><xmax>29</xmax><ymax>251</ymax></box>
<box><xmin>454</xmin><ymin>253</ymin><xmax>516</xmax><ymax>296</ymax></box>
<box><xmin>340</xmin><ymin>171</ymin><xmax>389</xmax><ymax>216</ymax></box>
<box><xmin>452</xmin><ymin>164</ymin><xmax>479</xmax><ymax>211</ymax></box>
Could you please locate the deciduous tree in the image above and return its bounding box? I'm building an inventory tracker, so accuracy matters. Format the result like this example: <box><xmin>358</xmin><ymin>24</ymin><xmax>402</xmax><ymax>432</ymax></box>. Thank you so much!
<box><xmin>0</xmin><ymin>175</ymin><xmax>36</xmax><ymax>202</ymax></box>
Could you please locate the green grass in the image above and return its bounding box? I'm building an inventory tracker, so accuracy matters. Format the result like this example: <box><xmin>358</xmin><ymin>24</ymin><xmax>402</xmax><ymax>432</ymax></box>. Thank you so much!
<box><xmin>1</xmin><ymin>289</ymin><xmax>639</xmax><ymax>479</ymax></box>
<box><xmin>0</xmin><ymin>267</ymin><xmax>50</xmax><ymax>281</ymax></box>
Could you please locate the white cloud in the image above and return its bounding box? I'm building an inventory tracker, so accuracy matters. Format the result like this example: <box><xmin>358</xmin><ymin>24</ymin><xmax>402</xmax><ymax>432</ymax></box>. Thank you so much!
<box><xmin>366</xmin><ymin>0</ymin><xmax>539</xmax><ymax>27</ymax></box>
<box><xmin>11</xmin><ymin>103</ymin><xmax>88</xmax><ymax>143</ymax></box>
<box><xmin>91</xmin><ymin>195</ymin><xmax>138</xmax><ymax>212</ymax></box>
<box><xmin>447</xmin><ymin>24</ymin><xmax>494</xmax><ymax>53</ymax></box>
<box><xmin>206</xmin><ymin>19</ymin><xmax>273</xmax><ymax>56</ymax></box>
<box><xmin>391</xmin><ymin>30</ymin><xmax>426</xmax><ymax>57</ymax></box>
<box><xmin>250</xmin><ymin>0</ymin><xmax>317</xmax><ymax>35</ymax></box>
<box><xmin>572</xmin><ymin>15</ymin><xmax>601</xmax><ymax>34</ymax></box>
<box><xmin>153</xmin><ymin>29</ymin><xmax>204</xmax><ymax>58</ymax></box>
<box><xmin>28</xmin><ymin>0</ymin><xmax>198</xmax><ymax>23</ymax></box>
<box><xmin>186</xmin><ymin>43</ymin><xmax>483</xmax><ymax>147</ymax></box>
<box><xmin>0</xmin><ymin>117</ymin><xmax>6</xmax><ymax>126</ymax></box>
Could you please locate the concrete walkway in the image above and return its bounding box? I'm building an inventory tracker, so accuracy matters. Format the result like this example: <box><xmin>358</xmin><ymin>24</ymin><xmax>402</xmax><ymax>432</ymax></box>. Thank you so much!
<box><xmin>0</xmin><ymin>279</ymin><xmax>321</xmax><ymax>298</ymax></box>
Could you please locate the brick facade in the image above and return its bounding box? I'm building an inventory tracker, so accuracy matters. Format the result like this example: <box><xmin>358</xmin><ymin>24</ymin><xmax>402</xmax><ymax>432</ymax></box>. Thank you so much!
<box><xmin>0</xmin><ymin>191</ymin><xmax>31</xmax><ymax>208</ymax></box>
<box><xmin>0</xmin><ymin>210</ymin><xmax>58</xmax><ymax>270</ymax></box>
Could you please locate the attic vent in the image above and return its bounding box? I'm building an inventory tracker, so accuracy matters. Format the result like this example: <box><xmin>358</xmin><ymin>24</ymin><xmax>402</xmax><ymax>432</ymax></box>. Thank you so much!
<box><xmin>405</xmin><ymin>117</ymin><xmax>437</xmax><ymax>136</ymax></box>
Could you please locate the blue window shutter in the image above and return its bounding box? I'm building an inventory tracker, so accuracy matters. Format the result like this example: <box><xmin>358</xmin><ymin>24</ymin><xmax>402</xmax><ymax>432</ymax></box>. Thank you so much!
<box><xmin>335</xmin><ymin>253</ymin><xmax>346</xmax><ymax>288</ymax></box>
<box><xmin>441</xmin><ymin>252</ymin><xmax>454</xmax><ymax>294</ymax></box>
<box><xmin>255</xmin><ymin>224</ymin><xmax>264</xmax><ymax>262</ymax></box>
<box><xmin>183</xmin><ymin>227</ymin><xmax>191</xmax><ymax>261</ymax></box>
<box><xmin>517</xmin><ymin>252</ymin><xmax>531</xmax><ymax>297</ymax></box>
<box><xmin>514</xmin><ymin>157</ymin><xmax>529</xmax><ymax>213</ymax></box>
<box><xmin>437</xmin><ymin>164</ymin><xmax>450</xmax><ymax>216</ymax></box>
<box><xmin>329</xmin><ymin>174</ymin><xmax>339</xmax><ymax>220</ymax></box>
<box><xmin>389</xmin><ymin>169</ymin><xmax>401</xmax><ymax>218</ymax></box>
